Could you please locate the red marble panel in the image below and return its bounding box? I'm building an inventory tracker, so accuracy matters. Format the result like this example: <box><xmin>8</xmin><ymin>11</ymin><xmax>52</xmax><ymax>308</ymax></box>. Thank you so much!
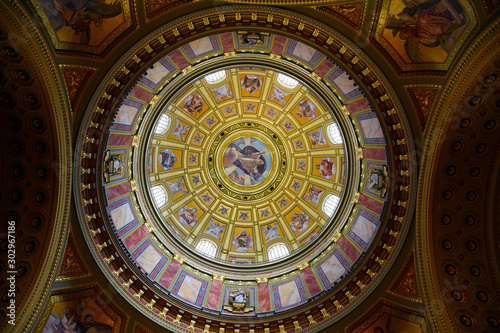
<box><xmin>122</xmin><ymin>225</ymin><xmax>148</xmax><ymax>251</ymax></box>
<box><xmin>107</xmin><ymin>134</ymin><xmax>133</xmax><ymax>146</ymax></box>
<box><xmin>363</xmin><ymin>148</ymin><xmax>387</xmax><ymax>161</ymax></box>
<box><xmin>271</xmin><ymin>35</ymin><xmax>287</xmax><ymax>56</ymax></box>
<box><xmin>346</xmin><ymin>97</ymin><xmax>371</xmax><ymax>114</ymax></box>
<box><xmin>220</xmin><ymin>32</ymin><xmax>235</xmax><ymax>52</ymax></box>
<box><xmin>314</xmin><ymin>59</ymin><xmax>335</xmax><ymax>78</ymax></box>
<box><xmin>257</xmin><ymin>282</ymin><xmax>271</xmax><ymax>312</ymax></box>
<box><xmin>128</xmin><ymin>85</ymin><xmax>154</xmax><ymax>103</ymax></box>
<box><xmin>106</xmin><ymin>182</ymin><xmax>132</xmax><ymax>201</ymax></box>
<box><xmin>359</xmin><ymin>193</ymin><xmax>384</xmax><ymax>215</ymax></box>
<box><xmin>337</xmin><ymin>235</ymin><xmax>361</xmax><ymax>263</ymax></box>
<box><xmin>168</xmin><ymin>49</ymin><xmax>190</xmax><ymax>70</ymax></box>
<box><xmin>301</xmin><ymin>266</ymin><xmax>323</xmax><ymax>296</ymax></box>
<box><xmin>206</xmin><ymin>279</ymin><xmax>223</xmax><ymax>310</ymax></box>
<box><xmin>157</xmin><ymin>259</ymin><xmax>182</xmax><ymax>290</ymax></box>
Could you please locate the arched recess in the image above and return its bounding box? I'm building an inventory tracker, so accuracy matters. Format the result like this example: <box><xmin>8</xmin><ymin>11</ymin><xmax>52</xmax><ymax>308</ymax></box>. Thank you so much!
<box><xmin>417</xmin><ymin>20</ymin><xmax>500</xmax><ymax>332</ymax></box>
<box><xmin>0</xmin><ymin>1</ymin><xmax>72</xmax><ymax>331</ymax></box>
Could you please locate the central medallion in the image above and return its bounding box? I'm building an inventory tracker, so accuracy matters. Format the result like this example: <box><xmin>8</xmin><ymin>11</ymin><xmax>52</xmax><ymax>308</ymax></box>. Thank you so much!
<box><xmin>207</xmin><ymin>122</ymin><xmax>287</xmax><ymax>201</ymax></box>
<box><xmin>222</xmin><ymin>136</ymin><xmax>272</xmax><ymax>186</ymax></box>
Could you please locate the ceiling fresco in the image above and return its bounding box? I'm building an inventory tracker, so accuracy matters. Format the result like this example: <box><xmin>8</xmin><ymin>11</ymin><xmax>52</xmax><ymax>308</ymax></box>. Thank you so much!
<box><xmin>1</xmin><ymin>0</ymin><xmax>498</xmax><ymax>333</ymax></box>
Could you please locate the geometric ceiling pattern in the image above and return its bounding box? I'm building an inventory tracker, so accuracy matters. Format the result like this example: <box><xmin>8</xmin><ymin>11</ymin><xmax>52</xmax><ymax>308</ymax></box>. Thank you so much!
<box><xmin>1</xmin><ymin>0</ymin><xmax>499</xmax><ymax>333</ymax></box>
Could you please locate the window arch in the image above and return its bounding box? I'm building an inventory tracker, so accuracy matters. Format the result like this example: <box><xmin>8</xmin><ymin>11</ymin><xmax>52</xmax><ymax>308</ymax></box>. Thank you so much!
<box><xmin>326</xmin><ymin>123</ymin><xmax>343</xmax><ymax>144</ymax></box>
<box><xmin>154</xmin><ymin>114</ymin><xmax>171</xmax><ymax>135</ymax></box>
<box><xmin>322</xmin><ymin>194</ymin><xmax>340</xmax><ymax>218</ymax></box>
<box><xmin>151</xmin><ymin>185</ymin><xmax>167</xmax><ymax>208</ymax></box>
<box><xmin>195</xmin><ymin>239</ymin><xmax>217</xmax><ymax>258</ymax></box>
<box><xmin>267</xmin><ymin>243</ymin><xmax>289</xmax><ymax>261</ymax></box>
<box><xmin>204</xmin><ymin>70</ymin><xmax>226</xmax><ymax>84</ymax></box>
<box><xmin>277</xmin><ymin>73</ymin><xmax>299</xmax><ymax>89</ymax></box>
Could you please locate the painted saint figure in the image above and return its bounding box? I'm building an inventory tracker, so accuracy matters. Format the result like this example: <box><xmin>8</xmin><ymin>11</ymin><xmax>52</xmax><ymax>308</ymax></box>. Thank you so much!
<box><xmin>178</xmin><ymin>206</ymin><xmax>198</xmax><ymax>227</ymax></box>
<box><xmin>241</xmin><ymin>75</ymin><xmax>262</xmax><ymax>94</ymax></box>
<box><xmin>223</xmin><ymin>138</ymin><xmax>270</xmax><ymax>183</ymax></box>
<box><xmin>204</xmin><ymin>219</ymin><xmax>226</xmax><ymax>240</ymax></box>
<box><xmin>183</xmin><ymin>94</ymin><xmax>204</xmax><ymax>115</ymax></box>
<box><xmin>232</xmin><ymin>230</ymin><xmax>253</xmax><ymax>252</ymax></box>
<box><xmin>316</xmin><ymin>158</ymin><xmax>336</xmax><ymax>179</ymax></box>
<box><xmin>210</xmin><ymin>84</ymin><xmax>233</xmax><ymax>102</ymax></box>
<box><xmin>167</xmin><ymin>177</ymin><xmax>188</xmax><ymax>196</ymax></box>
<box><xmin>158</xmin><ymin>149</ymin><xmax>178</xmax><ymax>170</ymax></box>
<box><xmin>307</xmin><ymin>127</ymin><xmax>327</xmax><ymax>148</ymax></box>
<box><xmin>261</xmin><ymin>223</ymin><xmax>282</xmax><ymax>242</ymax></box>
<box><xmin>289</xmin><ymin>211</ymin><xmax>310</xmax><ymax>234</ymax></box>
<box><xmin>303</xmin><ymin>185</ymin><xmax>324</xmax><ymax>206</ymax></box>
<box><xmin>171</xmin><ymin>119</ymin><xmax>191</xmax><ymax>142</ymax></box>
<box><xmin>297</xmin><ymin>100</ymin><xmax>317</xmax><ymax>119</ymax></box>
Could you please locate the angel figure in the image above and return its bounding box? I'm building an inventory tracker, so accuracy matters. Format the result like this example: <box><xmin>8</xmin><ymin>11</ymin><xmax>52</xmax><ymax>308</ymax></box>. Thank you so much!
<box><xmin>307</xmin><ymin>127</ymin><xmax>328</xmax><ymax>148</ymax></box>
<box><xmin>211</xmin><ymin>84</ymin><xmax>233</xmax><ymax>102</ymax></box>
<box><xmin>261</xmin><ymin>223</ymin><xmax>282</xmax><ymax>242</ymax></box>
<box><xmin>158</xmin><ymin>149</ymin><xmax>178</xmax><ymax>170</ymax></box>
<box><xmin>167</xmin><ymin>177</ymin><xmax>188</xmax><ymax>196</ymax></box>
<box><xmin>171</xmin><ymin>119</ymin><xmax>191</xmax><ymax>142</ymax></box>
<box><xmin>183</xmin><ymin>94</ymin><xmax>204</xmax><ymax>115</ymax></box>
<box><xmin>303</xmin><ymin>185</ymin><xmax>323</xmax><ymax>206</ymax></box>
<box><xmin>204</xmin><ymin>219</ymin><xmax>226</xmax><ymax>240</ymax></box>
<box><xmin>269</xmin><ymin>85</ymin><xmax>291</xmax><ymax>106</ymax></box>
<box><xmin>241</xmin><ymin>75</ymin><xmax>262</xmax><ymax>94</ymax></box>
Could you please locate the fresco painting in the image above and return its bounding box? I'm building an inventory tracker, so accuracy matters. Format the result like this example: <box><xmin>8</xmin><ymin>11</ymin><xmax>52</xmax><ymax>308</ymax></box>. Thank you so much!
<box><xmin>223</xmin><ymin>137</ymin><xmax>271</xmax><ymax>186</ymax></box>
<box><xmin>39</xmin><ymin>0</ymin><xmax>126</xmax><ymax>47</ymax></box>
<box><xmin>382</xmin><ymin>0</ymin><xmax>469</xmax><ymax>63</ymax></box>
<box><xmin>232</xmin><ymin>228</ymin><xmax>254</xmax><ymax>252</ymax></box>
<box><xmin>166</xmin><ymin>176</ymin><xmax>188</xmax><ymax>200</ymax></box>
<box><xmin>158</xmin><ymin>148</ymin><xmax>181</xmax><ymax>171</ymax></box>
<box><xmin>312</xmin><ymin>157</ymin><xmax>336</xmax><ymax>180</ymax></box>
<box><xmin>204</xmin><ymin>219</ymin><xmax>226</xmax><ymax>240</ymax></box>
<box><xmin>240</xmin><ymin>74</ymin><xmax>263</xmax><ymax>96</ymax></box>
<box><xmin>261</xmin><ymin>222</ymin><xmax>283</xmax><ymax>243</ymax></box>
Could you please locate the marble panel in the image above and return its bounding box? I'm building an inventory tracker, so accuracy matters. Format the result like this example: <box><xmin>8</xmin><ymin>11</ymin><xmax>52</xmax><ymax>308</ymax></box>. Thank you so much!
<box><xmin>314</xmin><ymin>59</ymin><xmax>335</xmax><ymax>78</ymax></box>
<box><xmin>357</xmin><ymin>112</ymin><xmax>385</xmax><ymax>145</ymax></box>
<box><xmin>349</xmin><ymin>209</ymin><xmax>380</xmax><ymax>250</ymax></box>
<box><xmin>327</xmin><ymin>68</ymin><xmax>361</xmax><ymax>100</ymax></box>
<box><xmin>301</xmin><ymin>266</ymin><xmax>322</xmax><ymax>296</ymax></box>
<box><xmin>220</xmin><ymin>32</ymin><xmax>234</xmax><ymax>52</ymax></box>
<box><xmin>107</xmin><ymin>134</ymin><xmax>133</xmax><ymax>146</ymax></box>
<box><xmin>206</xmin><ymin>279</ymin><xmax>223</xmax><ymax>310</ymax></box>
<box><xmin>167</xmin><ymin>49</ymin><xmax>190</xmax><ymax>70</ymax></box>
<box><xmin>359</xmin><ymin>193</ymin><xmax>384</xmax><ymax>215</ymax></box>
<box><xmin>109</xmin><ymin>200</ymin><xmax>135</xmax><ymax>230</ymax></box>
<box><xmin>362</xmin><ymin>148</ymin><xmax>387</xmax><ymax>161</ymax></box>
<box><xmin>122</xmin><ymin>224</ymin><xmax>148</xmax><ymax>251</ymax></box>
<box><xmin>346</xmin><ymin>97</ymin><xmax>371</xmax><ymax>114</ymax></box>
<box><xmin>105</xmin><ymin>182</ymin><xmax>131</xmax><ymax>201</ymax></box>
<box><xmin>171</xmin><ymin>272</ymin><xmax>207</xmax><ymax>307</ymax></box>
<box><xmin>257</xmin><ymin>282</ymin><xmax>271</xmax><ymax>312</ymax></box>
<box><xmin>271</xmin><ymin>35</ymin><xmax>287</xmax><ymax>55</ymax></box>
<box><xmin>337</xmin><ymin>235</ymin><xmax>361</xmax><ymax>263</ymax></box>
<box><xmin>273</xmin><ymin>277</ymin><xmax>307</xmax><ymax>311</ymax></box>
<box><xmin>316</xmin><ymin>250</ymin><xmax>348</xmax><ymax>288</ymax></box>
<box><xmin>286</xmin><ymin>40</ymin><xmax>324</xmax><ymax>67</ymax></box>
<box><xmin>114</xmin><ymin>98</ymin><xmax>141</xmax><ymax>127</ymax></box>
<box><xmin>135</xmin><ymin>244</ymin><xmax>163</xmax><ymax>274</ymax></box>
<box><xmin>157</xmin><ymin>259</ymin><xmax>181</xmax><ymax>289</ymax></box>
<box><xmin>128</xmin><ymin>84</ymin><xmax>154</xmax><ymax>103</ymax></box>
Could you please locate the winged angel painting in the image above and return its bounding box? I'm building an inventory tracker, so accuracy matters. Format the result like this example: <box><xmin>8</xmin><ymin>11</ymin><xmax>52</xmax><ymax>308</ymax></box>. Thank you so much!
<box><xmin>383</xmin><ymin>0</ymin><xmax>468</xmax><ymax>63</ymax></box>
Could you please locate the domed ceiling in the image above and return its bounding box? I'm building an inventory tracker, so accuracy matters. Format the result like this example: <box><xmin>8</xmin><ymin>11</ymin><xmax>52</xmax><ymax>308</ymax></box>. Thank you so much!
<box><xmin>2</xmin><ymin>1</ymin><xmax>499</xmax><ymax>333</ymax></box>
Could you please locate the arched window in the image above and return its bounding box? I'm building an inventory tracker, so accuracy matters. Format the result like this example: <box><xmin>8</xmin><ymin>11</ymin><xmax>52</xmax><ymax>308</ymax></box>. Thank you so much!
<box><xmin>267</xmin><ymin>243</ymin><xmax>289</xmax><ymax>261</ymax></box>
<box><xmin>204</xmin><ymin>70</ymin><xmax>226</xmax><ymax>84</ymax></box>
<box><xmin>277</xmin><ymin>73</ymin><xmax>299</xmax><ymax>89</ymax></box>
<box><xmin>322</xmin><ymin>194</ymin><xmax>340</xmax><ymax>218</ymax></box>
<box><xmin>151</xmin><ymin>185</ymin><xmax>167</xmax><ymax>208</ymax></box>
<box><xmin>326</xmin><ymin>123</ymin><xmax>343</xmax><ymax>144</ymax></box>
<box><xmin>154</xmin><ymin>114</ymin><xmax>171</xmax><ymax>135</ymax></box>
<box><xmin>195</xmin><ymin>239</ymin><xmax>217</xmax><ymax>258</ymax></box>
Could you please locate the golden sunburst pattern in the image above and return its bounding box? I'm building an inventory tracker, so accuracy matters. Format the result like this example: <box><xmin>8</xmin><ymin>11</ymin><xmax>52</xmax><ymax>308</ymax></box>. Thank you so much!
<box><xmin>147</xmin><ymin>67</ymin><xmax>346</xmax><ymax>264</ymax></box>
